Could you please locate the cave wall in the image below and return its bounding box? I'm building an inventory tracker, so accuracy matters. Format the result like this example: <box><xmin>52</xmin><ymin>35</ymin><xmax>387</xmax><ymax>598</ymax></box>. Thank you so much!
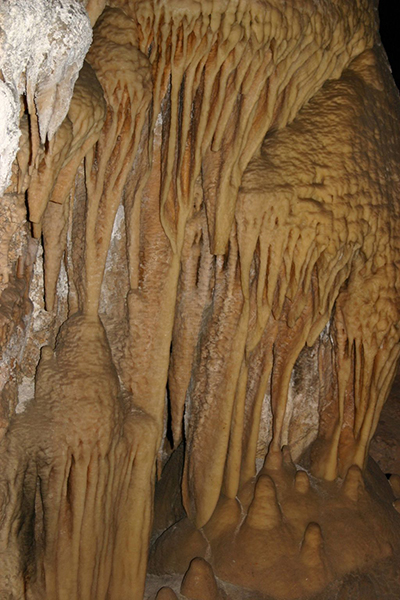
<box><xmin>1</xmin><ymin>0</ymin><xmax>400</xmax><ymax>598</ymax></box>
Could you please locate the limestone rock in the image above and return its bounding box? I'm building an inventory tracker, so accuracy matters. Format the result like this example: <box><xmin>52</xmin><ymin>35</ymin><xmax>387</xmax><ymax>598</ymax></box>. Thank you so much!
<box><xmin>0</xmin><ymin>0</ymin><xmax>92</xmax><ymax>193</ymax></box>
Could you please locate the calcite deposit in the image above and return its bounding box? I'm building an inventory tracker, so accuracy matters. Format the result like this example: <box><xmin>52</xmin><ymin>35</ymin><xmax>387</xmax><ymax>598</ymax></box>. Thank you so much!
<box><xmin>0</xmin><ymin>0</ymin><xmax>400</xmax><ymax>599</ymax></box>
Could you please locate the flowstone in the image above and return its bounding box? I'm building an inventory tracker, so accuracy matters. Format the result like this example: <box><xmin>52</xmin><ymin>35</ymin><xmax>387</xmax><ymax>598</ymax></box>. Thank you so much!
<box><xmin>0</xmin><ymin>0</ymin><xmax>400</xmax><ymax>599</ymax></box>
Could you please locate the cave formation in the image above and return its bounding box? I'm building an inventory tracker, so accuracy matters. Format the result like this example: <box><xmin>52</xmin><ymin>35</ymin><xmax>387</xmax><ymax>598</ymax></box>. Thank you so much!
<box><xmin>1</xmin><ymin>0</ymin><xmax>400</xmax><ymax>598</ymax></box>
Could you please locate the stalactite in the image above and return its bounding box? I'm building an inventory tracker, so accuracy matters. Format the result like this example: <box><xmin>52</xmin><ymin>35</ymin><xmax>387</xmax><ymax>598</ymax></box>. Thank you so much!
<box><xmin>128</xmin><ymin>0</ymin><xmax>377</xmax><ymax>255</ymax></box>
<box><xmin>0</xmin><ymin>0</ymin><xmax>92</xmax><ymax>192</ymax></box>
<box><xmin>168</xmin><ymin>191</ymin><xmax>214</xmax><ymax>447</ymax></box>
<box><xmin>1</xmin><ymin>1</ymin><xmax>400</xmax><ymax>598</ymax></box>
<box><xmin>148</xmin><ymin>27</ymin><xmax>400</xmax><ymax>599</ymax></box>
<box><xmin>84</xmin><ymin>7</ymin><xmax>152</xmax><ymax>315</ymax></box>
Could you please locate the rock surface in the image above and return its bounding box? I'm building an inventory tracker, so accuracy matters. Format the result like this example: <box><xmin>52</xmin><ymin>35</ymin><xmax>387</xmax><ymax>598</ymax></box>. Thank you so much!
<box><xmin>1</xmin><ymin>1</ymin><xmax>400</xmax><ymax>599</ymax></box>
<box><xmin>370</xmin><ymin>367</ymin><xmax>400</xmax><ymax>475</ymax></box>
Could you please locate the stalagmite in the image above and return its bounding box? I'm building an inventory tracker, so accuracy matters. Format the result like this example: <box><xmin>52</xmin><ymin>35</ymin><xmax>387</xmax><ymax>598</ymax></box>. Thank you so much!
<box><xmin>299</xmin><ymin>523</ymin><xmax>329</xmax><ymax>595</ymax></box>
<box><xmin>180</xmin><ymin>558</ymin><xmax>225</xmax><ymax>600</ymax></box>
<box><xmin>1</xmin><ymin>0</ymin><xmax>400</xmax><ymax>599</ymax></box>
<box><xmin>246</xmin><ymin>474</ymin><xmax>282</xmax><ymax>529</ymax></box>
<box><xmin>342</xmin><ymin>464</ymin><xmax>365</xmax><ymax>502</ymax></box>
<box><xmin>294</xmin><ymin>470</ymin><xmax>310</xmax><ymax>494</ymax></box>
<box><xmin>155</xmin><ymin>588</ymin><xmax>179</xmax><ymax>600</ymax></box>
<box><xmin>300</xmin><ymin>522</ymin><xmax>325</xmax><ymax>568</ymax></box>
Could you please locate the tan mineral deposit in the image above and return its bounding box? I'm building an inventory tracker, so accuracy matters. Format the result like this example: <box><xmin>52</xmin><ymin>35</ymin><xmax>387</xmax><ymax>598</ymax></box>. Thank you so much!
<box><xmin>0</xmin><ymin>0</ymin><xmax>400</xmax><ymax>599</ymax></box>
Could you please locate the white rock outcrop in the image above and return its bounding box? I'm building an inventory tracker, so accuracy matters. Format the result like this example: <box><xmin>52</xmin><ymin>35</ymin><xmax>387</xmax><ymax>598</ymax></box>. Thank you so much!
<box><xmin>0</xmin><ymin>0</ymin><xmax>92</xmax><ymax>194</ymax></box>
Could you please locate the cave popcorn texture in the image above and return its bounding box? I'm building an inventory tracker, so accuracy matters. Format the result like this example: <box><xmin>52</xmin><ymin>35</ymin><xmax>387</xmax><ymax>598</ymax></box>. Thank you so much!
<box><xmin>0</xmin><ymin>0</ymin><xmax>400</xmax><ymax>599</ymax></box>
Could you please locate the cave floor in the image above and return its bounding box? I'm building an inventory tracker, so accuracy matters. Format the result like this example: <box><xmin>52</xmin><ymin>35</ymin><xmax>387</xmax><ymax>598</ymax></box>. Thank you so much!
<box><xmin>144</xmin><ymin>369</ymin><xmax>400</xmax><ymax>600</ymax></box>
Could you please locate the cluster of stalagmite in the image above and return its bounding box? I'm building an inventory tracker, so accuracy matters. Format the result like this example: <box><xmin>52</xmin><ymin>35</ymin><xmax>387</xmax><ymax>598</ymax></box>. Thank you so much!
<box><xmin>149</xmin><ymin>447</ymin><xmax>400</xmax><ymax>598</ymax></box>
<box><xmin>0</xmin><ymin>0</ymin><xmax>400</xmax><ymax>598</ymax></box>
